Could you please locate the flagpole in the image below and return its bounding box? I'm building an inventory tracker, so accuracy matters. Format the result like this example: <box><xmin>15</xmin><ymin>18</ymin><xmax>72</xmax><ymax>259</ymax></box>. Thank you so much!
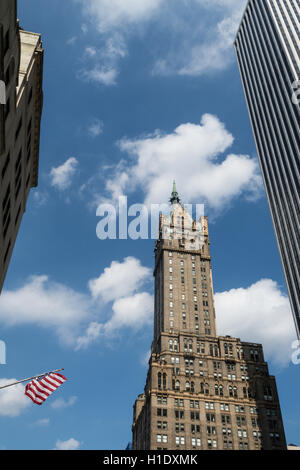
<box><xmin>0</xmin><ymin>368</ymin><xmax>65</xmax><ymax>390</ymax></box>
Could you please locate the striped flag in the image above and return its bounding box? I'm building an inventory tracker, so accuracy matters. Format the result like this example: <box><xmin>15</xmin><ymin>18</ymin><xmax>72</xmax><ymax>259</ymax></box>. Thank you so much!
<box><xmin>25</xmin><ymin>372</ymin><xmax>67</xmax><ymax>405</ymax></box>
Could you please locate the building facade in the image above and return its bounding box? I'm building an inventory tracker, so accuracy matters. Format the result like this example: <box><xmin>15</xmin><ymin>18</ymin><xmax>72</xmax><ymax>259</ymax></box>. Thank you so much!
<box><xmin>234</xmin><ymin>0</ymin><xmax>300</xmax><ymax>338</ymax></box>
<box><xmin>0</xmin><ymin>0</ymin><xmax>43</xmax><ymax>292</ymax></box>
<box><xmin>132</xmin><ymin>188</ymin><xmax>287</xmax><ymax>450</ymax></box>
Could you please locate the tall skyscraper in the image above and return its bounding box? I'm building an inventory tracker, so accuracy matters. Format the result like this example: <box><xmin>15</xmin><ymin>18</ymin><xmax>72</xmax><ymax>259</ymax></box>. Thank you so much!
<box><xmin>132</xmin><ymin>186</ymin><xmax>286</xmax><ymax>450</ymax></box>
<box><xmin>234</xmin><ymin>0</ymin><xmax>300</xmax><ymax>338</ymax></box>
<box><xmin>0</xmin><ymin>0</ymin><xmax>43</xmax><ymax>292</ymax></box>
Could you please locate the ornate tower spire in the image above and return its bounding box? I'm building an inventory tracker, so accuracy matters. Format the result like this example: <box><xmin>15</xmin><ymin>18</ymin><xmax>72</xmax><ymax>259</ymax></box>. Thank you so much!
<box><xmin>169</xmin><ymin>180</ymin><xmax>180</xmax><ymax>205</ymax></box>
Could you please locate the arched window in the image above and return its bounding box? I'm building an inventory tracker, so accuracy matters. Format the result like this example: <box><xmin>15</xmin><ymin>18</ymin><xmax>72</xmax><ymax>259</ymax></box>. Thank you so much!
<box><xmin>175</xmin><ymin>380</ymin><xmax>180</xmax><ymax>391</ymax></box>
<box><xmin>163</xmin><ymin>373</ymin><xmax>167</xmax><ymax>390</ymax></box>
<box><xmin>233</xmin><ymin>386</ymin><xmax>238</xmax><ymax>398</ymax></box>
<box><xmin>158</xmin><ymin>372</ymin><xmax>162</xmax><ymax>389</ymax></box>
<box><xmin>186</xmin><ymin>381</ymin><xmax>190</xmax><ymax>391</ymax></box>
<box><xmin>215</xmin><ymin>384</ymin><xmax>219</xmax><ymax>395</ymax></box>
<box><xmin>191</xmin><ymin>382</ymin><xmax>195</xmax><ymax>393</ymax></box>
<box><xmin>200</xmin><ymin>382</ymin><xmax>204</xmax><ymax>394</ymax></box>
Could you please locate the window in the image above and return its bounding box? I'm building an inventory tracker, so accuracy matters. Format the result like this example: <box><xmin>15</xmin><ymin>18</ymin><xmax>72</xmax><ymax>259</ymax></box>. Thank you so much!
<box><xmin>2</xmin><ymin>152</ymin><xmax>10</xmax><ymax>180</ymax></box>
<box><xmin>175</xmin><ymin>422</ymin><xmax>185</xmax><ymax>432</ymax></box>
<box><xmin>207</xmin><ymin>426</ymin><xmax>216</xmax><ymax>435</ymax></box>
<box><xmin>191</xmin><ymin>438</ymin><xmax>201</xmax><ymax>447</ymax></box>
<box><xmin>4</xmin><ymin>97</ymin><xmax>10</xmax><ymax>120</ymax></box>
<box><xmin>220</xmin><ymin>403</ymin><xmax>230</xmax><ymax>412</ymax></box>
<box><xmin>175</xmin><ymin>410</ymin><xmax>184</xmax><ymax>419</ymax></box>
<box><xmin>157</xmin><ymin>394</ymin><xmax>167</xmax><ymax>405</ymax></box>
<box><xmin>221</xmin><ymin>415</ymin><xmax>231</xmax><ymax>424</ymax></box>
<box><xmin>157</xmin><ymin>434</ymin><xmax>168</xmax><ymax>443</ymax></box>
<box><xmin>28</xmin><ymin>87</ymin><xmax>33</xmax><ymax>105</ymax></box>
<box><xmin>206</xmin><ymin>413</ymin><xmax>216</xmax><ymax>423</ymax></box>
<box><xmin>15</xmin><ymin>117</ymin><xmax>22</xmax><ymax>140</ymax></box>
<box><xmin>3</xmin><ymin>29</ymin><xmax>10</xmax><ymax>56</ymax></box>
<box><xmin>205</xmin><ymin>402</ymin><xmax>214</xmax><ymax>410</ymax></box>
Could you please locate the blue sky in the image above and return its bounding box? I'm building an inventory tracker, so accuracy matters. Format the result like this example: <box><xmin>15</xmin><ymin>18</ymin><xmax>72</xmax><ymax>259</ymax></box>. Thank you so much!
<box><xmin>0</xmin><ymin>0</ymin><xmax>299</xmax><ymax>450</ymax></box>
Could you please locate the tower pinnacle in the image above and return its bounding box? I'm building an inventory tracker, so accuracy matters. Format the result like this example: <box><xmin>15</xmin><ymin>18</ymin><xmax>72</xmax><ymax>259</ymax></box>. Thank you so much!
<box><xmin>169</xmin><ymin>180</ymin><xmax>180</xmax><ymax>205</ymax></box>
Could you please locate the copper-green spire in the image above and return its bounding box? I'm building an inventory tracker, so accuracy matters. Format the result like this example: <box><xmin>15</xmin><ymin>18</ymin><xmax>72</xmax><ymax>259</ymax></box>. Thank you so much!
<box><xmin>170</xmin><ymin>180</ymin><xmax>180</xmax><ymax>204</ymax></box>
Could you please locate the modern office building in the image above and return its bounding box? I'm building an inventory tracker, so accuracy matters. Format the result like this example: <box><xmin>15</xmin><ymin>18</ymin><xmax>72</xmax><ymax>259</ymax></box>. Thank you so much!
<box><xmin>132</xmin><ymin>187</ymin><xmax>287</xmax><ymax>450</ymax></box>
<box><xmin>234</xmin><ymin>0</ymin><xmax>300</xmax><ymax>337</ymax></box>
<box><xmin>0</xmin><ymin>0</ymin><xmax>43</xmax><ymax>292</ymax></box>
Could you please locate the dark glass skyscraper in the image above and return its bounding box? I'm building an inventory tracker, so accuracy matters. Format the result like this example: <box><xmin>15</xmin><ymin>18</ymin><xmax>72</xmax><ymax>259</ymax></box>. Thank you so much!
<box><xmin>234</xmin><ymin>0</ymin><xmax>300</xmax><ymax>338</ymax></box>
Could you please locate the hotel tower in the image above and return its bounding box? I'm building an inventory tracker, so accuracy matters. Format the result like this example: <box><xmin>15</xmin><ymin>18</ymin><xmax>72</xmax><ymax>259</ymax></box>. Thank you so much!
<box><xmin>132</xmin><ymin>185</ymin><xmax>286</xmax><ymax>450</ymax></box>
<box><xmin>0</xmin><ymin>0</ymin><xmax>43</xmax><ymax>292</ymax></box>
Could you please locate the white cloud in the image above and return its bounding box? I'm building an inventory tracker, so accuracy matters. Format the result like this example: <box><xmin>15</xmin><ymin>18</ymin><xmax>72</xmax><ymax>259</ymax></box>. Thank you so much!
<box><xmin>89</xmin><ymin>256</ymin><xmax>151</xmax><ymax>302</ymax></box>
<box><xmin>102</xmin><ymin>114</ymin><xmax>262</xmax><ymax>210</ymax></box>
<box><xmin>153</xmin><ymin>0</ymin><xmax>247</xmax><ymax>77</ymax></box>
<box><xmin>54</xmin><ymin>438</ymin><xmax>81</xmax><ymax>450</ymax></box>
<box><xmin>66</xmin><ymin>36</ymin><xmax>77</xmax><ymax>46</ymax></box>
<box><xmin>85</xmin><ymin>46</ymin><xmax>97</xmax><ymax>57</ymax></box>
<box><xmin>215</xmin><ymin>279</ymin><xmax>296</xmax><ymax>367</ymax></box>
<box><xmin>76</xmin><ymin>292</ymin><xmax>153</xmax><ymax>349</ymax></box>
<box><xmin>51</xmin><ymin>396</ymin><xmax>78</xmax><ymax>410</ymax></box>
<box><xmin>50</xmin><ymin>157</ymin><xmax>78</xmax><ymax>190</ymax></box>
<box><xmin>0</xmin><ymin>275</ymin><xmax>93</xmax><ymax>346</ymax></box>
<box><xmin>77</xmin><ymin>257</ymin><xmax>153</xmax><ymax>349</ymax></box>
<box><xmin>75</xmin><ymin>0</ymin><xmax>247</xmax><ymax>83</ymax></box>
<box><xmin>76</xmin><ymin>322</ymin><xmax>103</xmax><ymax>350</ymax></box>
<box><xmin>105</xmin><ymin>292</ymin><xmax>153</xmax><ymax>333</ymax></box>
<box><xmin>79</xmin><ymin>65</ymin><xmax>118</xmax><ymax>85</ymax></box>
<box><xmin>78</xmin><ymin>33</ymin><xmax>127</xmax><ymax>86</ymax></box>
<box><xmin>32</xmin><ymin>190</ymin><xmax>48</xmax><ymax>208</ymax></box>
<box><xmin>87</xmin><ymin>118</ymin><xmax>104</xmax><ymax>137</ymax></box>
<box><xmin>0</xmin><ymin>380</ymin><xmax>31</xmax><ymax>417</ymax></box>
<box><xmin>0</xmin><ymin>258</ymin><xmax>152</xmax><ymax>349</ymax></box>
<box><xmin>76</xmin><ymin>0</ymin><xmax>163</xmax><ymax>32</ymax></box>
<box><xmin>31</xmin><ymin>418</ymin><xmax>50</xmax><ymax>427</ymax></box>
<box><xmin>141</xmin><ymin>349</ymin><xmax>151</xmax><ymax>366</ymax></box>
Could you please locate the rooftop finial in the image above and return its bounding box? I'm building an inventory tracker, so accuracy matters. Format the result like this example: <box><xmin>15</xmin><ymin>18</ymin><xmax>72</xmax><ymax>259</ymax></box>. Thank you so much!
<box><xmin>170</xmin><ymin>180</ymin><xmax>180</xmax><ymax>205</ymax></box>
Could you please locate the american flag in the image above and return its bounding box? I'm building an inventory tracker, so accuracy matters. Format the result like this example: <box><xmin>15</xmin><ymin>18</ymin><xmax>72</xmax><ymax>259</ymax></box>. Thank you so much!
<box><xmin>25</xmin><ymin>372</ymin><xmax>67</xmax><ymax>405</ymax></box>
